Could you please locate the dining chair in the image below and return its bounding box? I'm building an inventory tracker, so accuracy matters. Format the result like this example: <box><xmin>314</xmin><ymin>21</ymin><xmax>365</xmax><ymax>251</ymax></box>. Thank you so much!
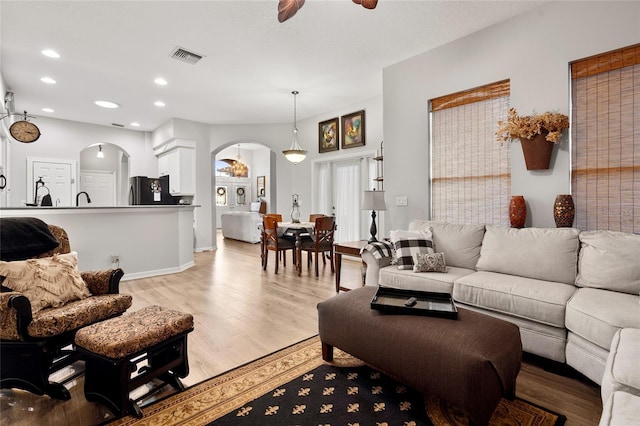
<box><xmin>260</xmin><ymin>214</ymin><xmax>283</xmax><ymax>267</ymax></box>
<box><xmin>262</xmin><ymin>215</ymin><xmax>295</xmax><ymax>274</ymax></box>
<box><xmin>300</xmin><ymin>216</ymin><xmax>336</xmax><ymax>276</ymax></box>
<box><xmin>301</xmin><ymin>214</ymin><xmax>327</xmax><ymax>263</ymax></box>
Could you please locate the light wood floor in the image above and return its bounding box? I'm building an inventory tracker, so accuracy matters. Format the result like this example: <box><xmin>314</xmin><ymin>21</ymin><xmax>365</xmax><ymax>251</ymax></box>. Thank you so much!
<box><xmin>0</xmin><ymin>231</ymin><xmax>602</xmax><ymax>425</ymax></box>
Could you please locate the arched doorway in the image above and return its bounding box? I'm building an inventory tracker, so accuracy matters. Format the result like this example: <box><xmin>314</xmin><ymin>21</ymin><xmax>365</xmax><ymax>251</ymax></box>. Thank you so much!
<box><xmin>79</xmin><ymin>143</ymin><xmax>130</xmax><ymax>206</ymax></box>
<box><xmin>210</xmin><ymin>141</ymin><xmax>276</xmax><ymax>248</ymax></box>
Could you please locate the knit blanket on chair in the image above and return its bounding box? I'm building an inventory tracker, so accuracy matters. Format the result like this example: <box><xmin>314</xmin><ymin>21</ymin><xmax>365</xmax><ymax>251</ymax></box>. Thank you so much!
<box><xmin>360</xmin><ymin>241</ymin><xmax>394</xmax><ymax>260</ymax></box>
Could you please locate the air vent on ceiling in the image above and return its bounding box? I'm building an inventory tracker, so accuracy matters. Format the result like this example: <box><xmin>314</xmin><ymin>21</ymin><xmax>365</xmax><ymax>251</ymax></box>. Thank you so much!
<box><xmin>169</xmin><ymin>47</ymin><xmax>204</xmax><ymax>65</ymax></box>
<box><xmin>111</xmin><ymin>123</ymin><xmax>125</xmax><ymax>128</ymax></box>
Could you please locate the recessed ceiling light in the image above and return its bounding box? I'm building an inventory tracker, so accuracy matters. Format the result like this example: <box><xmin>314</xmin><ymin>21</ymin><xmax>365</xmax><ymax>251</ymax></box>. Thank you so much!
<box><xmin>95</xmin><ymin>100</ymin><xmax>120</xmax><ymax>109</ymax></box>
<box><xmin>40</xmin><ymin>77</ymin><xmax>56</xmax><ymax>84</ymax></box>
<box><xmin>41</xmin><ymin>49</ymin><xmax>60</xmax><ymax>58</ymax></box>
<box><xmin>130</xmin><ymin>122</ymin><xmax>140</xmax><ymax>127</ymax></box>
<box><xmin>154</xmin><ymin>101</ymin><xmax>166</xmax><ymax>107</ymax></box>
<box><xmin>42</xmin><ymin>108</ymin><xmax>54</xmax><ymax>113</ymax></box>
<box><xmin>154</xmin><ymin>77</ymin><xmax>167</xmax><ymax>86</ymax></box>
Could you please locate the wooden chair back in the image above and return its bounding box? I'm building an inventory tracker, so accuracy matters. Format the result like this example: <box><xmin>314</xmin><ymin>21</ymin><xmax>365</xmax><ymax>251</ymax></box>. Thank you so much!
<box><xmin>264</xmin><ymin>213</ymin><xmax>283</xmax><ymax>222</ymax></box>
<box><xmin>262</xmin><ymin>216</ymin><xmax>279</xmax><ymax>247</ymax></box>
<box><xmin>309</xmin><ymin>214</ymin><xmax>325</xmax><ymax>223</ymax></box>
<box><xmin>313</xmin><ymin>216</ymin><xmax>336</xmax><ymax>248</ymax></box>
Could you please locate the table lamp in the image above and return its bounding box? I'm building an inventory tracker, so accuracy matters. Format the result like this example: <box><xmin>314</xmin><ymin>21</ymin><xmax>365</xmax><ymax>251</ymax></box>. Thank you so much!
<box><xmin>361</xmin><ymin>190</ymin><xmax>386</xmax><ymax>242</ymax></box>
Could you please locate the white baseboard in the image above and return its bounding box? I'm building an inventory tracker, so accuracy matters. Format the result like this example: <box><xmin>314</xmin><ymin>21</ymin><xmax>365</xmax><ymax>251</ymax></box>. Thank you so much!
<box><xmin>121</xmin><ymin>261</ymin><xmax>195</xmax><ymax>281</ymax></box>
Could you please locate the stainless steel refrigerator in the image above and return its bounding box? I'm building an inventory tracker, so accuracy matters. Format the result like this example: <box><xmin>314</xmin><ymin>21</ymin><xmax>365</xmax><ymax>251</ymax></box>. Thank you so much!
<box><xmin>129</xmin><ymin>176</ymin><xmax>176</xmax><ymax>205</ymax></box>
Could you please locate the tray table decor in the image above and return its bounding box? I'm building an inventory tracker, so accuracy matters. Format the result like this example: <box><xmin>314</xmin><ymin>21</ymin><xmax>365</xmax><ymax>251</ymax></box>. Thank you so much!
<box><xmin>371</xmin><ymin>287</ymin><xmax>457</xmax><ymax>319</ymax></box>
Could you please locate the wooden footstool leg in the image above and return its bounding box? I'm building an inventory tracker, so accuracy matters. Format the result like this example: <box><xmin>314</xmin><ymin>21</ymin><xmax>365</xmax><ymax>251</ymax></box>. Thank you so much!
<box><xmin>83</xmin><ymin>355</ymin><xmax>132</xmax><ymax>418</ymax></box>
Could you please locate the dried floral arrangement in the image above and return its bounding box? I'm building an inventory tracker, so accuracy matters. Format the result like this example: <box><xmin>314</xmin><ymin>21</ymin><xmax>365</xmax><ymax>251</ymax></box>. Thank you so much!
<box><xmin>496</xmin><ymin>108</ymin><xmax>569</xmax><ymax>144</ymax></box>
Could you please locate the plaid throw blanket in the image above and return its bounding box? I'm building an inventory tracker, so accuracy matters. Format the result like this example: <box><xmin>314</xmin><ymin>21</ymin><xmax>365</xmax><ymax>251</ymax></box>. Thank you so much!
<box><xmin>360</xmin><ymin>241</ymin><xmax>394</xmax><ymax>259</ymax></box>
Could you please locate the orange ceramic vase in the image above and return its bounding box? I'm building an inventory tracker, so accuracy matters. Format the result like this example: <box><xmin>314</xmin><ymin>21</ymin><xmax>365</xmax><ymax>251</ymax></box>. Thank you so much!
<box><xmin>509</xmin><ymin>195</ymin><xmax>526</xmax><ymax>228</ymax></box>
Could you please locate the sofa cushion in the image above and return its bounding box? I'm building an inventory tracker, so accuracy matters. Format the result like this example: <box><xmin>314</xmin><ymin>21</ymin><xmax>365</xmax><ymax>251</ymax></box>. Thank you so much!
<box><xmin>566</xmin><ymin>288</ymin><xmax>640</xmax><ymax>351</ymax></box>
<box><xmin>413</xmin><ymin>252</ymin><xmax>447</xmax><ymax>273</ymax></box>
<box><xmin>409</xmin><ymin>221</ymin><xmax>485</xmax><ymax>270</ymax></box>
<box><xmin>453</xmin><ymin>271</ymin><xmax>576</xmax><ymax>328</ymax></box>
<box><xmin>475</xmin><ymin>226</ymin><xmax>580</xmax><ymax>285</ymax></box>
<box><xmin>27</xmin><ymin>293</ymin><xmax>133</xmax><ymax>338</ymax></box>
<box><xmin>390</xmin><ymin>229</ymin><xmax>434</xmax><ymax>270</ymax></box>
<box><xmin>379</xmin><ymin>266</ymin><xmax>474</xmax><ymax>294</ymax></box>
<box><xmin>0</xmin><ymin>253</ymin><xmax>91</xmax><ymax>313</ymax></box>
<box><xmin>0</xmin><ymin>217</ymin><xmax>60</xmax><ymax>261</ymax></box>
<box><xmin>599</xmin><ymin>391</ymin><xmax>640</xmax><ymax>426</ymax></box>
<box><xmin>576</xmin><ymin>230</ymin><xmax>640</xmax><ymax>296</ymax></box>
<box><xmin>601</xmin><ymin>328</ymin><xmax>640</xmax><ymax>403</ymax></box>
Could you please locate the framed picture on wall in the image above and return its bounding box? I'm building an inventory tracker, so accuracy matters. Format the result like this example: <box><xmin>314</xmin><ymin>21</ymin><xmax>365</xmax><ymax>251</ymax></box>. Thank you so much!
<box><xmin>341</xmin><ymin>110</ymin><xmax>365</xmax><ymax>149</ymax></box>
<box><xmin>318</xmin><ymin>117</ymin><xmax>339</xmax><ymax>153</ymax></box>
<box><xmin>257</xmin><ymin>176</ymin><xmax>266</xmax><ymax>197</ymax></box>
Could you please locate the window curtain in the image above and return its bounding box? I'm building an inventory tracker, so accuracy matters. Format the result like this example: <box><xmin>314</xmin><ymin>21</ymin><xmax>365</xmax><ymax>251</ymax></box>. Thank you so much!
<box><xmin>333</xmin><ymin>159</ymin><xmax>361</xmax><ymax>243</ymax></box>
<box><xmin>430</xmin><ymin>80</ymin><xmax>511</xmax><ymax>226</ymax></box>
<box><xmin>570</xmin><ymin>44</ymin><xmax>639</xmax><ymax>233</ymax></box>
<box><xmin>316</xmin><ymin>162</ymin><xmax>332</xmax><ymax>215</ymax></box>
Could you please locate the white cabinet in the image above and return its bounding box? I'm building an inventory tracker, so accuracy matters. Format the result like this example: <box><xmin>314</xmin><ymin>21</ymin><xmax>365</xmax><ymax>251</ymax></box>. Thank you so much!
<box><xmin>155</xmin><ymin>139</ymin><xmax>196</xmax><ymax>196</ymax></box>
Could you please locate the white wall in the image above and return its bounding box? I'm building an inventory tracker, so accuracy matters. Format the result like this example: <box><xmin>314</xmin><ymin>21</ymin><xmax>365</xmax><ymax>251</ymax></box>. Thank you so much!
<box><xmin>383</xmin><ymin>1</ymin><xmax>640</xmax><ymax>230</ymax></box>
<box><xmin>208</xmin><ymin>95</ymin><xmax>383</xmax><ymax>246</ymax></box>
<box><xmin>6</xmin><ymin>116</ymin><xmax>153</xmax><ymax>207</ymax></box>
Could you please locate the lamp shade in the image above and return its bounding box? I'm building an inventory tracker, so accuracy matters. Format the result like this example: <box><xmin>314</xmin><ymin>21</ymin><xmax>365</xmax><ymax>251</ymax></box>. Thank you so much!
<box><xmin>361</xmin><ymin>190</ymin><xmax>386</xmax><ymax>211</ymax></box>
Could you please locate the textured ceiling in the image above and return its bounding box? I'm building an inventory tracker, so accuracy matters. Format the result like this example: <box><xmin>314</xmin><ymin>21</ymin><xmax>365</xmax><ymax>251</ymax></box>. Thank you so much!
<box><xmin>0</xmin><ymin>0</ymin><xmax>544</xmax><ymax>131</ymax></box>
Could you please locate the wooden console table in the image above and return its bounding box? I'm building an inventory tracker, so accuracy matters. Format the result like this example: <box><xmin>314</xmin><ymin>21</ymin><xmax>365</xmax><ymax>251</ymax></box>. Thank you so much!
<box><xmin>333</xmin><ymin>240</ymin><xmax>368</xmax><ymax>293</ymax></box>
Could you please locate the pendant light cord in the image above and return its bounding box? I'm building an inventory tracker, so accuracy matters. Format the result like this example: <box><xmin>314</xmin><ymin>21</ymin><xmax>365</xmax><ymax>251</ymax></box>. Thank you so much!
<box><xmin>292</xmin><ymin>90</ymin><xmax>298</xmax><ymax>131</ymax></box>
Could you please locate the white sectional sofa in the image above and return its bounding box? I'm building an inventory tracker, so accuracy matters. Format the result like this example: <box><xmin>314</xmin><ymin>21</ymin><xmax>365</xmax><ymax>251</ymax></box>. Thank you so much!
<box><xmin>361</xmin><ymin>220</ymin><xmax>640</xmax><ymax>386</ymax></box>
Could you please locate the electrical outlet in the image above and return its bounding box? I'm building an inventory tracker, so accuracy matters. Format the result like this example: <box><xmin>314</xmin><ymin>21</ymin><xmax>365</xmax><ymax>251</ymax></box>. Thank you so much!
<box><xmin>396</xmin><ymin>196</ymin><xmax>408</xmax><ymax>206</ymax></box>
<box><xmin>111</xmin><ymin>255</ymin><xmax>119</xmax><ymax>263</ymax></box>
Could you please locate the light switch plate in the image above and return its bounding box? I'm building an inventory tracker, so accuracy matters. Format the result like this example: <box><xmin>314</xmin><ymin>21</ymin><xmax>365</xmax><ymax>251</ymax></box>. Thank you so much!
<box><xmin>396</xmin><ymin>196</ymin><xmax>408</xmax><ymax>206</ymax></box>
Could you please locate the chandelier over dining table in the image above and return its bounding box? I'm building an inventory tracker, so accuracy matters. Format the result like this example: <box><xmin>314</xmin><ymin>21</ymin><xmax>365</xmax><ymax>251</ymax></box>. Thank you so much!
<box><xmin>282</xmin><ymin>90</ymin><xmax>307</xmax><ymax>164</ymax></box>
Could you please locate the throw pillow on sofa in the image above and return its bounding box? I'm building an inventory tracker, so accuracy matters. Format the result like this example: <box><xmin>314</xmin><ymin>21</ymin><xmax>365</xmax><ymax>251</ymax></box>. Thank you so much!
<box><xmin>0</xmin><ymin>252</ymin><xmax>91</xmax><ymax>313</ymax></box>
<box><xmin>576</xmin><ymin>230</ymin><xmax>640</xmax><ymax>296</ymax></box>
<box><xmin>408</xmin><ymin>221</ymin><xmax>485</xmax><ymax>270</ymax></box>
<box><xmin>413</xmin><ymin>252</ymin><xmax>447</xmax><ymax>273</ymax></box>
<box><xmin>390</xmin><ymin>229</ymin><xmax>434</xmax><ymax>270</ymax></box>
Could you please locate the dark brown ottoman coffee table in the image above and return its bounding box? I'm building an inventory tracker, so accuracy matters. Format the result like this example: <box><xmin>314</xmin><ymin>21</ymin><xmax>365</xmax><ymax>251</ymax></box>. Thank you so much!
<box><xmin>317</xmin><ymin>286</ymin><xmax>522</xmax><ymax>426</ymax></box>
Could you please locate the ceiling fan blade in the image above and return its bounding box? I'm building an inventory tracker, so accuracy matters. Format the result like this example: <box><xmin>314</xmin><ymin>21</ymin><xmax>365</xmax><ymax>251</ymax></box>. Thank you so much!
<box><xmin>361</xmin><ymin>0</ymin><xmax>378</xmax><ymax>9</ymax></box>
<box><xmin>278</xmin><ymin>0</ymin><xmax>305</xmax><ymax>23</ymax></box>
<box><xmin>353</xmin><ymin>0</ymin><xmax>378</xmax><ymax>9</ymax></box>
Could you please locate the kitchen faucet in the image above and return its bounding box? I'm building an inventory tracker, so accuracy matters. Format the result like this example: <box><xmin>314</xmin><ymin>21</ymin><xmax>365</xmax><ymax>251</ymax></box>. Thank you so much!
<box><xmin>76</xmin><ymin>191</ymin><xmax>92</xmax><ymax>206</ymax></box>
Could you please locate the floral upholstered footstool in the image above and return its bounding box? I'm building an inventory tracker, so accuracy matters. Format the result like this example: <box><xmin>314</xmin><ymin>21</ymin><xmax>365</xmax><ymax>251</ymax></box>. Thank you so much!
<box><xmin>74</xmin><ymin>305</ymin><xmax>194</xmax><ymax>418</ymax></box>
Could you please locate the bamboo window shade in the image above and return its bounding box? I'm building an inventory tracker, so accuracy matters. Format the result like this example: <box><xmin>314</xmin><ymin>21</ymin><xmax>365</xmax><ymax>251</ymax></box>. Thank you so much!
<box><xmin>570</xmin><ymin>44</ymin><xmax>640</xmax><ymax>233</ymax></box>
<box><xmin>430</xmin><ymin>80</ymin><xmax>511</xmax><ymax>226</ymax></box>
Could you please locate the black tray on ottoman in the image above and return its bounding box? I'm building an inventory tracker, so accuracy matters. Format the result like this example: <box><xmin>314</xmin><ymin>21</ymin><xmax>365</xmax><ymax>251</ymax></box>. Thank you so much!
<box><xmin>371</xmin><ymin>287</ymin><xmax>458</xmax><ymax>319</ymax></box>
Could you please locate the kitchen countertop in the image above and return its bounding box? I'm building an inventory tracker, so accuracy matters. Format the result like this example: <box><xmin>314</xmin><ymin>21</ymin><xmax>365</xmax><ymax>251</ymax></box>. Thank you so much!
<box><xmin>1</xmin><ymin>205</ymin><xmax>199</xmax><ymax>210</ymax></box>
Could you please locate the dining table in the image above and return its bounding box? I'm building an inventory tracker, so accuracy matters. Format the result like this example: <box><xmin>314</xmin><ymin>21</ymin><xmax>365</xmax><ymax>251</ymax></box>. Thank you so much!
<box><xmin>279</xmin><ymin>221</ymin><xmax>314</xmax><ymax>276</ymax></box>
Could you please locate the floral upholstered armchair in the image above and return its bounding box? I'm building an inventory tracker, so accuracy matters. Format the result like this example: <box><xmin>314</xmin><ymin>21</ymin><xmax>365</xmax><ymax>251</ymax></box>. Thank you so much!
<box><xmin>0</xmin><ymin>217</ymin><xmax>132</xmax><ymax>400</ymax></box>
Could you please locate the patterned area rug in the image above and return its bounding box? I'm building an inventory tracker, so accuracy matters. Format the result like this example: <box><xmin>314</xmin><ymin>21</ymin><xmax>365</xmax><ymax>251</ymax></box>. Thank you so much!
<box><xmin>107</xmin><ymin>336</ymin><xmax>566</xmax><ymax>426</ymax></box>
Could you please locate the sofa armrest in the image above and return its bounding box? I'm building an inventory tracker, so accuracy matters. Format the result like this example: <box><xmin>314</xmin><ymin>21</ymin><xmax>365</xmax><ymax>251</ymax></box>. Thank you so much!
<box><xmin>80</xmin><ymin>268</ymin><xmax>124</xmax><ymax>295</ymax></box>
<box><xmin>362</xmin><ymin>251</ymin><xmax>392</xmax><ymax>287</ymax></box>
<box><xmin>0</xmin><ymin>292</ymin><xmax>33</xmax><ymax>341</ymax></box>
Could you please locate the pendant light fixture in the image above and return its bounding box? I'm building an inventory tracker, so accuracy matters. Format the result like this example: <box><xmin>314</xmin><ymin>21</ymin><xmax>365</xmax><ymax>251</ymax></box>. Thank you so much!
<box><xmin>97</xmin><ymin>144</ymin><xmax>104</xmax><ymax>158</ymax></box>
<box><xmin>282</xmin><ymin>90</ymin><xmax>307</xmax><ymax>164</ymax></box>
<box><xmin>232</xmin><ymin>144</ymin><xmax>248</xmax><ymax>177</ymax></box>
